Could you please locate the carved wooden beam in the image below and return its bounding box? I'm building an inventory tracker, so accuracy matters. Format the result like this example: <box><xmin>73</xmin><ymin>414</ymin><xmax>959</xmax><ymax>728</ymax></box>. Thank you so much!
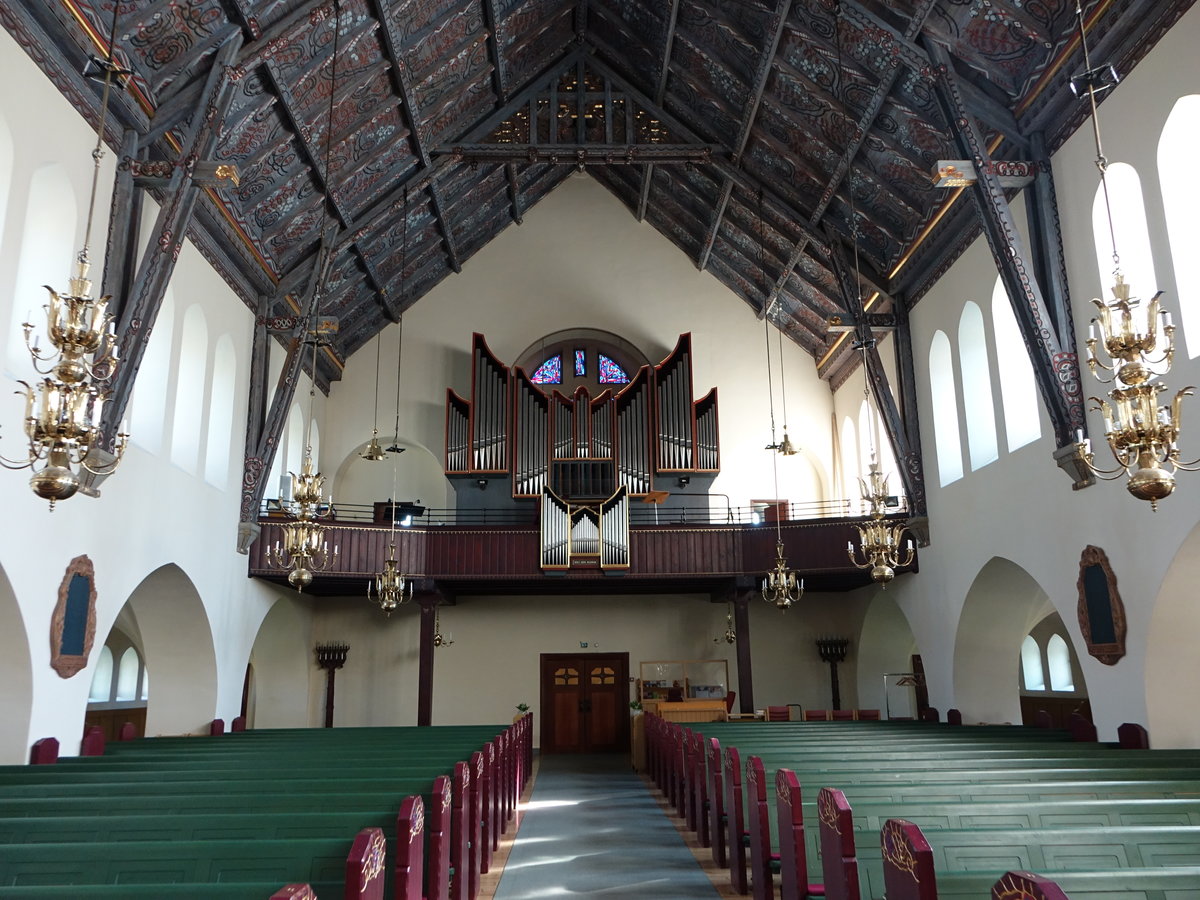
<box><xmin>101</xmin><ymin>130</ymin><xmax>141</xmax><ymax>306</ymax></box>
<box><xmin>480</xmin><ymin>0</ymin><xmax>509</xmax><ymax>101</ymax></box>
<box><xmin>697</xmin><ymin>0</ymin><xmax>791</xmax><ymax>273</ymax></box>
<box><xmin>636</xmin><ymin>0</ymin><xmax>680</xmax><ymax>222</ymax></box>
<box><xmin>825</xmin><ymin>227</ymin><xmax>927</xmax><ymax>520</ymax></box>
<box><xmin>927</xmin><ymin>39</ymin><xmax>1089</xmax><ymax>478</ymax></box>
<box><xmin>97</xmin><ymin>33</ymin><xmax>245</xmax><ymax>451</ymax></box>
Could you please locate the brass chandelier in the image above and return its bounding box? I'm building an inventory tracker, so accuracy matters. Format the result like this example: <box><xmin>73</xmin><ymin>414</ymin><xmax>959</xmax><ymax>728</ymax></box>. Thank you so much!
<box><xmin>1071</xmin><ymin>1</ymin><xmax>1194</xmax><ymax>510</ymax></box>
<box><xmin>265</xmin><ymin>2</ymin><xmax>341</xmax><ymax>588</ymax></box>
<box><xmin>368</xmin><ymin>316</ymin><xmax>414</xmax><ymax>614</ymax></box>
<box><xmin>846</xmin><ymin>342</ymin><xmax>913</xmax><ymax>585</ymax></box>
<box><xmin>1</xmin><ymin>12</ymin><xmax>130</xmax><ymax>508</ymax></box>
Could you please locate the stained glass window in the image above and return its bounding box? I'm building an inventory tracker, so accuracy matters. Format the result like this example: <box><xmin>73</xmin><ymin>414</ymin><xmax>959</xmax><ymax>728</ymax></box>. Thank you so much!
<box><xmin>598</xmin><ymin>354</ymin><xmax>629</xmax><ymax>384</ymax></box>
<box><xmin>574</xmin><ymin>349</ymin><xmax>586</xmax><ymax>376</ymax></box>
<box><xmin>530</xmin><ymin>354</ymin><xmax>562</xmax><ymax>384</ymax></box>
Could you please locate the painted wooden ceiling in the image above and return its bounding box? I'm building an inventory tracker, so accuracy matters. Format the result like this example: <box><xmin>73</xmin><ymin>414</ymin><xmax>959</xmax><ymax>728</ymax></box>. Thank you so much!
<box><xmin>5</xmin><ymin>0</ymin><xmax>1191</xmax><ymax>386</ymax></box>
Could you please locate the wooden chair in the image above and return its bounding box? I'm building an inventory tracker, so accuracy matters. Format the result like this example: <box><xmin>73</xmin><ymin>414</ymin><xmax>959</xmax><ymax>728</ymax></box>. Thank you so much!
<box><xmin>768</xmin><ymin>706</ymin><xmax>791</xmax><ymax>722</ymax></box>
<box><xmin>880</xmin><ymin>819</ymin><xmax>937</xmax><ymax>900</ymax></box>
<box><xmin>345</xmin><ymin>827</ymin><xmax>387</xmax><ymax>900</ymax></box>
<box><xmin>776</xmin><ymin>769</ymin><xmax>825</xmax><ymax>900</ymax></box>
<box><xmin>724</xmin><ymin>745</ymin><xmax>749</xmax><ymax>893</ymax></box>
<box><xmin>803</xmin><ymin>709</ymin><xmax>828</xmax><ymax>722</ymax></box>
<box><xmin>80</xmin><ymin>725</ymin><xmax>105</xmax><ymax>757</ymax></box>
<box><xmin>706</xmin><ymin>737</ymin><xmax>728</xmax><ymax>868</ymax></box>
<box><xmin>831</xmin><ymin>709</ymin><xmax>855</xmax><ymax>721</ymax></box>
<box><xmin>990</xmin><ymin>871</ymin><xmax>1070</xmax><ymax>900</ymax></box>
<box><xmin>1118</xmin><ymin>721</ymin><xmax>1150</xmax><ymax>749</ymax></box>
<box><xmin>746</xmin><ymin>756</ymin><xmax>779</xmax><ymax>900</ymax></box>
<box><xmin>855</xmin><ymin>709</ymin><xmax>880</xmax><ymax>721</ymax></box>
<box><xmin>816</xmin><ymin>787</ymin><xmax>859</xmax><ymax>900</ymax></box>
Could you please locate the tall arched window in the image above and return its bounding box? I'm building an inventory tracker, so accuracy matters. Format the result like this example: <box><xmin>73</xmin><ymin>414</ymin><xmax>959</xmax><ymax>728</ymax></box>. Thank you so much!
<box><xmin>88</xmin><ymin>645</ymin><xmax>113</xmax><ymax>702</ymax></box>
<box><xmin>170</xmin><ymin>305</ymin><xmax>208</xmax><ymax>474</ymax></box>
<box><xmin>1158</xmin><ymin>94</ymin><xmax>1200</xmax><ymax>357</ymax></box>
<box><xmin>115</xmin><ymin>647</ymin><xmax>141</xmax><ymax>701</ymax></box>
<box><xmin>857</xmin><ymin>399</ymin><xmax>873</xmax><ymax>476</ymax></box>
<box><xmin>130</xmin><ymin>289</ymin><xmax>175</xmax><ymax>453</ymax></box>
<box><xmin>1020</xmin><ymin>635</ymin><xmax>1045</xmax><ymax>691</ymax></box>
<box><xmin>1092</xmin><ymin>162</ymin><xmax>1157</xmax><ymax>305</ymax></box>
<box><xmin>8</xmin><ymin>164</ymin><xmax>76</xmax><ymax>374</ymax></box>
<box><xmin>1047</xmin><ymin>634</ymin><xmax>1075</xmax><ymax>692</ymax></box>
<box><xmin>958</xmin><ymin>302</ymin><xmax>998</xmax><ymax>470</ymax></box>
<box><xmin>205</xmin><ymin>334</ymin><xmax>237</xmax><ymax>487</ymax></box>
<box><xmin>928</xmin><ymin>331</ymin><xmax>963</xmax><ymax>485</ymax></box>
<box><xmin>840</xmin><ymin>415</ymin><xmax>858</xmax><ymax>505</ymax></box>
<box><xmin>282</xmin><ymin>403</ymin><xmax>305</xmax><ymax>497</ymax></box>
<box><xmin>991</xmin><ymin>279</ymin><xmax>1041</xmax><ymax>450</ymax></box>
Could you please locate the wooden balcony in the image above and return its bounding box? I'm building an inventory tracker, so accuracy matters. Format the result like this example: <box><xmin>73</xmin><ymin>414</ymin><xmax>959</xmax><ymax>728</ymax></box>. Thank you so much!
<box><xmin>247</xmin><ymin>514</ymin><xmax>917</xmax><ymax>596</ymax></box>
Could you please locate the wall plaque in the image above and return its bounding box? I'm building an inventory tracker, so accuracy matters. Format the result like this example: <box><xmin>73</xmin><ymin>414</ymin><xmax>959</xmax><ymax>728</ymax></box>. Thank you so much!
<box><xmin>50</xmin><ymin>555</ymin><xmax>97</xmax><ymax>678</ymax></box>
<box><xmin>1076</xmin><ymin>545</ymin><xmax>1126</xmax><ymax>665</ymax></box>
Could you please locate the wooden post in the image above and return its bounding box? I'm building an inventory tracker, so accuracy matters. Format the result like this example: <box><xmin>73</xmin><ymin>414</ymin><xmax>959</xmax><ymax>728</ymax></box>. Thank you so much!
<box><xmin>418</xmin><ymin>595</ymin><xmax>438</xmax><ymax>726</ymax></box>
<box><xmin>733</xmin><ymin>592</ymin><xmax>754</xmax><ymax>714</ymax></box>
<box><xmin>315</xmin><ymin>643</ymin><xmax>349</xmax><ymax>728</ymax></box>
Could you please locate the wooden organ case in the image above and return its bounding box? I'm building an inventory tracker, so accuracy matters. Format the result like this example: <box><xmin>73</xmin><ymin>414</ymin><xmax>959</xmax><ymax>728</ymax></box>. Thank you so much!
<box><xmin>445</xmin><ymin>334</ymin><xmax>720</xmax><ymax>570</ymax></box>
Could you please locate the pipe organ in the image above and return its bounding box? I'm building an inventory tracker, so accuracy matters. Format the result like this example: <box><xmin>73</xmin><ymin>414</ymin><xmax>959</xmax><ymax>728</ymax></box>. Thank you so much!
<box><xmin>445</xmin><ymin>332</ymin><xmax>719</xmax><ymax>510</ymax></box>
<box><xmin>540</xmin><ymin>486</ymin><xmax>630</xmax><ymax>570</ymax></box>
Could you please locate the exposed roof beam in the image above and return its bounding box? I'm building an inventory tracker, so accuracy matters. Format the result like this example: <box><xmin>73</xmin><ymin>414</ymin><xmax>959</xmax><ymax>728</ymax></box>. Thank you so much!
<box><xmin>697</xmin><ymin>0</ymin><xmax>791</xmax><ymax>273</ymax></box>
<box><xmin>480</xmin><ymin>0</ymin><xmax>510</xmax><ymax>101</ymax></box>
<box><xmin>637</xmin><ymin>0</ymin><xmax>681</xmax><ymax>222</ymax></box>
<box><xmin>761</xmin><ymin>0</ymin><xmax>939</xmax><ymax>320</ymax></box>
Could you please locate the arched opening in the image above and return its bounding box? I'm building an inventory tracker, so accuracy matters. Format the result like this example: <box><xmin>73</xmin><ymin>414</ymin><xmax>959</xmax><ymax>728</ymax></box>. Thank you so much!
<box><xmin>84</xmin><ymin>615</ymin><xmax>149</xmax><ymax>740</ymax></box>
<box><xmin>1092</xmin><ymin>162</ymin><xmax>1157</xmax><ymax>304</ymax></box>
<box><xmin>991</xmin><ymin>278</ymin><xmax>1041</xmax><ymax>451</ymax></box>
<box><xmin>1020</xmin><ymin>635</ymin><xmax>1045</xmax><ymax>691</ymax></box>
<box><xmin>1158</xmin><ymin>94</ymin><xmax>1200</xmax><ymax>357</ymax></box>
<box><xmin>0</xmin><ymin>560</ymin><xmax>33</xmax><ymax>763</ymax></box>
<box><xmin>958</xmin><ymin>301</ymin><xmax>998</xmax><ymax>470</ymax></box>
<box><xmin>857</xmin><ymin>591</ymin><xmax>919</xmax><ymax>718</ymax></box>
<box><xmin>115</xmin><ymin>564</ymin><xmax>218</xmax><ymax>736</ymax></box>
<box><xmin>205</xmin><ymin>334</ymin><xmax>237</xmax><ymax>488</ymax></box>
<box><xmin>1019</xmin><ymin>611</ymin><xmax>1089</xmax><ymax>727</ymax></box>
<box><xmin>331</xmin><ymin>438</ymin><xmax>458</xmax><ymax>515</ymax></box>
<box><xmin>247</xmin><ymin>595</ymin><xmax>316</xmax><ymax>729</ymax></box>
<box><xmin>170</xmin><ymin>305</ymin><xmax>208</xmax><ymax>474</ymax></box>
<box><xmin>928</xmin><ymin>331</ymin><xmax>963</xmax><ymax>485</ymax></box>
<box><xmin>839</xmin><ymin>416</ymin><xmax>858</xmax><ymax>506</ymax></box>
<box><xmin>1146</xmin><ymin>518</ymin><xmax>1200</xmax><ymax>747</ymax></box>
<box><xmin>953</xmin><ymin>557</ymin><xmax>1056</xmax><ymax>724</ymax></box>
<box><xmin>7</xmin><ymin>163</ymin><xmax>76</xmax><ymax>374</ymax></box>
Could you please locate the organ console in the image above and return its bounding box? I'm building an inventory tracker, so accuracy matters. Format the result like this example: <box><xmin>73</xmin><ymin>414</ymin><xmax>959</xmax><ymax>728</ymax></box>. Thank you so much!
<box><xmin>444</xmin><ymin>333</ymin><xmax>719</xmax><ymax>569</ymax></box>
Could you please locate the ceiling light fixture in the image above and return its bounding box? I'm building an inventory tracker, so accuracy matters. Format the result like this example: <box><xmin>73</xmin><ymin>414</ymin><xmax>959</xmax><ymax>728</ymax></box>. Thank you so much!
<box><xmin>1</xmin><ymin>6</ymin><xmax>130</xmax><ymax>508</ymax></box>
<box><xmin>1070</xmin><ymin>0</ymin><xmax>1195</xmax><ymax>510</ymax></box>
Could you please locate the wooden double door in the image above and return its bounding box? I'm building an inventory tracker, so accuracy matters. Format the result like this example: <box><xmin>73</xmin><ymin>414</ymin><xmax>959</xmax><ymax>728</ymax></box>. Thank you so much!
<box><xmin>540</xmin><ymin>652</ymin><xmax>630</xmax><ymax>754</ymax></box>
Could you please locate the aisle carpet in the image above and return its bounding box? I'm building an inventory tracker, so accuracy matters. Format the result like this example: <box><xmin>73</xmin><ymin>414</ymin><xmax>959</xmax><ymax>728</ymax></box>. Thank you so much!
<box><xmin>490</xmin><ymin>754</ymin><xmax>721</xmax><ymax>899</ymax></box>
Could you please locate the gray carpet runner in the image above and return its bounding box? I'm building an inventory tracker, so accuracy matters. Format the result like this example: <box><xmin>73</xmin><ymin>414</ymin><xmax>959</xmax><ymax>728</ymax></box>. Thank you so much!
<box><xmin>491</xmin><ymin>754</ymin><xmax>720</xmax><ymax>899</ymax></box>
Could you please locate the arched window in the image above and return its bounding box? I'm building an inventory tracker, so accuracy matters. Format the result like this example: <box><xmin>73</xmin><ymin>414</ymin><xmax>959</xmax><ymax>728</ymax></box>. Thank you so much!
<box><xmin>88</xmin><ymin>645</ymin><xmax>113</xmax><ymax>702</ymax></box>
<box><xmin>283</xmin><ymin>403</ymin><xmax>305</xmax><ymax>496</ymax></box>
<box><xmin>958</xmin><ymin>302</ymin><xmax>998</xmax><ymax>470</ymax></box>
<box><xmin>991</xmin><ymin>279</ymin><xmax>1041</xmax><ymax>450</ymax></box>
<box><xmin>928</xmin><ymin>331</ymin><xmax>963</xmax><ymax>485</ymax></box>
<box><xmin>840</xmin><ymin>415</ymin><xmax>858</xmax><ymax>505</ymax></box>
<box><xmin>1158</xmin><ymin>94</ymin><xmax>1200</xmax><ymax>357</ymax></box>
<box><xmin>129</xmin><ymin>289</ymin><xmax>175</xmax><ymax>453</ymax></box>
<box><xmin>1047</xmin><ymin>634</ymin><xmax>1075</xmax><ymax>692</ymax></box>
<box><xmin>308</xmin><ymin>418</ymin><xmax>321</xmax><ymax>472</ymax></box>
<box><xmin>8</xmin><ymin>164</ymin><xmax>76</xmax><ymax>374</ymax></box>
<box><xmin>140</xmin><ymin>665</ymin><xmax>150</xmax><ymax>701</ymax></box>
<box><xmin>205</xmin><ymin>334</ymin><xmax>237</xmax><ymax>487</ymax></box>
<box><xmin>857</xmin><ymin>399</ymin><xmax>873</xmax><ymax>476</ymax></box>
<box><xmin>1092</xmin><ymin>162</ymin><xmax>1157</xmax><ymax>305</ymax></box>
<box><xmin>597</xmin><ymin>354</ymin><xmax>629</xmax><ymax>384</ymax></box>
<box><xmin>530</xmin><ymin>354</ymin><xmax>562</xmax><ymax>384</ymax></box>
<box><xmin>1020</xmin><ymin>635</ymin><xmax>1045</xmax><ymax>691</ymax></box>
<box><xmin>115</xmin><ymin>647</ymin><xmax>141</xmax><ymax>701</ymax></box>
<box><xmin>170</xmin><ymin>305</ymin><xmax>208</xmax><ymax>474</ymax></box>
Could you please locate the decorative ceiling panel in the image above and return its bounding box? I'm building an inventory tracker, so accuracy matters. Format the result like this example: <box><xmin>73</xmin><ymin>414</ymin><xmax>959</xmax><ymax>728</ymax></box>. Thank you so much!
<box><xmin>7</xmin><ymin>0</ymin><xmax>1190</xmax><ymax>380</ymax></box>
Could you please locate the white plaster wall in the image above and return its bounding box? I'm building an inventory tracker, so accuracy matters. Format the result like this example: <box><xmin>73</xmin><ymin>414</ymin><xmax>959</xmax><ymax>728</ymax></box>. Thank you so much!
<box><xmin>0</xmin><ymin>25</ymin><xmax>290</xmax><ymax>761</ymax></box>
<box><xmin>877</xmin><ymin>2</ymin><xmax>1200</xmax><ymax>744</ymax></box>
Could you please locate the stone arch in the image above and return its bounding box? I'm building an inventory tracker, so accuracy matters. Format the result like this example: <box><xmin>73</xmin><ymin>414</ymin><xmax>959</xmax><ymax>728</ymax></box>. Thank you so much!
<box><xmin>0</xmin><ymin>559</ymin><xmax>33</xmax><ymax>763</ymax></box>
<box><xmin>1146</xmin><ymin>519</ymin><xmax>1200</xmax><ymax>747</ymax></box>
<box><xmin>857</xmin><ymin>591</ymin><xmax>919</xmax><ymax>718</ymax></box>
<box><xmin>247</xmin><ymin>594</ymin><xmax>315</xmax><ymax>729</ymax></box>
<box><xmin>332</xmin><ymin>437</ymin><xmax>452</xmax><ymax>512</ymax></box>
<box><xmin>119</xmin><ymin>564</ymin><xmax>218</xmax><ymax>736</ymax></box>
<box><xmin>953</xmin><ymin>557</ymin><xmax>1055</xmax><ymax>725</ymax></box>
